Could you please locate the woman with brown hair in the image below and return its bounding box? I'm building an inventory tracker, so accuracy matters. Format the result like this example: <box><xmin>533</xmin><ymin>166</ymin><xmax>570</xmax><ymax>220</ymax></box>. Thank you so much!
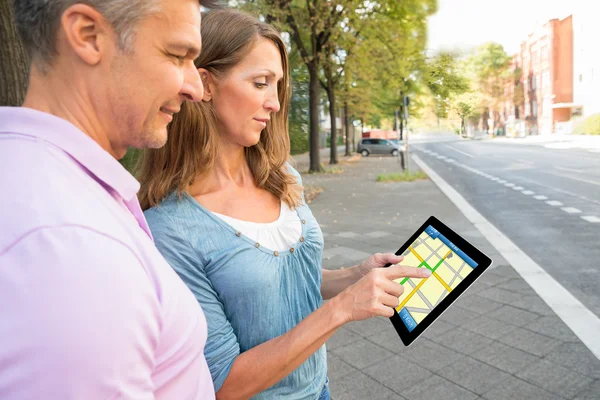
<box><xmin>139</xmin><ymin>9</ymin><xmax>429</xmax><ymax>400</ymax></box>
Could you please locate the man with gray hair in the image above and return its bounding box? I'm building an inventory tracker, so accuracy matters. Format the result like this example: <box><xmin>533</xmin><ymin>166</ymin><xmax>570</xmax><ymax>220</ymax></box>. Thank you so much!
<box><xmin>0</xmin><ymin>0</ymin><xmax>218</xmax><ymax>398</ymax></box>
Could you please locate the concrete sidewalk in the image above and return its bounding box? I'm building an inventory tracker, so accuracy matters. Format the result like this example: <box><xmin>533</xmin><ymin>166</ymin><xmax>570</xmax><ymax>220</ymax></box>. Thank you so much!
<box><xmin>293</xmin><ymin>151</ymin><xmax>600</xmax><ymax>400</ymax></box>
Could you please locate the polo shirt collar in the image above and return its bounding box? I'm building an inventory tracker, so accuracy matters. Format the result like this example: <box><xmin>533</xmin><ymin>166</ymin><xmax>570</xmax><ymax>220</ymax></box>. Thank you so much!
<box><xmin>0</xmin><ymin>107</ymin><xmax>140</xmax><ymax>201</ymax></box>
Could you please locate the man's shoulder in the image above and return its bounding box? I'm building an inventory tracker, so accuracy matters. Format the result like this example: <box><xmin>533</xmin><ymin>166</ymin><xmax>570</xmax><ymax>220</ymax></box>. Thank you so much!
<box><xmin>0</xmin><ymin>137</ymin><xmax>128</xmax><ymax>251</ymax></box>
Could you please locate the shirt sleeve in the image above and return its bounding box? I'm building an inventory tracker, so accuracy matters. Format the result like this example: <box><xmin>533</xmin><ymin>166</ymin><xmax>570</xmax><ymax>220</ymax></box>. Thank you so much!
<box><xmin>0</xmin><ymin>225</ymin><xmax>160</xmax><ymax>400</ymax></box>
<box><xmin>150</xmin><ymin>218</ymin><xmax>241</xmax><ymax>393</ymax></box>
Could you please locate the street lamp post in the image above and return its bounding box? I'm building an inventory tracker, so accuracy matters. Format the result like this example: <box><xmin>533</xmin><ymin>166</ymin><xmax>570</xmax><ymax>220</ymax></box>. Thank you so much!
<box><xmin>399</xmin><ymin>94</ymin><xmax>410</xmax><ymax>172</ymax></box>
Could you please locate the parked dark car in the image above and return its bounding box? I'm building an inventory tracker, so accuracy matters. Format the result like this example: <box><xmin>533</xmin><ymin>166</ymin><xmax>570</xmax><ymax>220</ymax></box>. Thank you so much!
<box><xmin>357</xmin><ymin>138</ymin><xmax>400</xmax><ymax>157</ymax></box>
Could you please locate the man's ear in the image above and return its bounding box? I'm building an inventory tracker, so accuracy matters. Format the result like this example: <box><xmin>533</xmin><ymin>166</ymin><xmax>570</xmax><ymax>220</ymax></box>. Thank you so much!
<box><xmin>60</xmin><ymin>4</ymin><xmax>112</xmax><ymax>66</ymax></box>
<box><xmin>198</xmin><ymin>68</ymin><xmax>215</xmax><ymax>102</ymax></box>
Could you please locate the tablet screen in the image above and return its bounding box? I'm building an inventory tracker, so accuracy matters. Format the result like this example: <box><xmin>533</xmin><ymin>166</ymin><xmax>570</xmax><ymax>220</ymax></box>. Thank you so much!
<box><xmin>395</xmin><ymin>225</ymin><xmax>479</xmax><ymax>332</ymax></box>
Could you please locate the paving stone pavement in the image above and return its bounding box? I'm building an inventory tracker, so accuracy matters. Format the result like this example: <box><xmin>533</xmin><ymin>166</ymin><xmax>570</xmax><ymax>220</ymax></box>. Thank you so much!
<box><xmin>293</xmin><ymin>152</ymin><xmax>600</xmax><ymax>400</ymax></box>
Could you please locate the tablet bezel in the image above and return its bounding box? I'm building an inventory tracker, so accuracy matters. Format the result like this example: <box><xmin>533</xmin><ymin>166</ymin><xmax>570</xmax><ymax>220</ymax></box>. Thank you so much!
<box><xmin>388</xmin><ymin>216</ymin><xmax>493</xmax><ymax>346</ymax></box>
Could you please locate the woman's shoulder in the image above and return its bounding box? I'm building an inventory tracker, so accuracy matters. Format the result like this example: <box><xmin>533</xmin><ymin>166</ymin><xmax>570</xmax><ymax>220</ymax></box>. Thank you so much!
<box><xmin>143</xmin><ymin>191</ymin><xmax>205</xmax><ymax>234</ymax></box>
<box><xmin>285</xmin><ymin>162</ymin><xmax>302</xmax><ymax>185</ymax></box>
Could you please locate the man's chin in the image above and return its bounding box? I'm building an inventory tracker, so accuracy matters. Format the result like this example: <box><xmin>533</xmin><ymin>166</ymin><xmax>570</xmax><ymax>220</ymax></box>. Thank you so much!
<box><xmin>142</xmin><ymin>129</ymin><xmax>168</xmax><ymax>149</ymax></box>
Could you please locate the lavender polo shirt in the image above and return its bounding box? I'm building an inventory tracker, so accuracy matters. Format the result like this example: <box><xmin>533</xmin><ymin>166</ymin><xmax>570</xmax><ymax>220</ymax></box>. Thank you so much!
<box><xmin>0</xmin><ymin>107</ymin><xmax>215</xmax><ymax>400</ymax></box>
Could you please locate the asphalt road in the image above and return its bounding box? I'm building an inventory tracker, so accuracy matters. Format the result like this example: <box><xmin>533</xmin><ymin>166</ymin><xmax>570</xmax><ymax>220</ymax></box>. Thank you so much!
<box><xmin>411</xmin><ymin>133</ymin><xmax>600</xmax><ymax>318</ymax></box>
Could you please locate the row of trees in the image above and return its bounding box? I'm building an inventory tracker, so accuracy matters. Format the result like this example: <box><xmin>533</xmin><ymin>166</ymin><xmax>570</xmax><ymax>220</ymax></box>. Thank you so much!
<box><xmin>241</xmin><ymin>0</ymin><xmax>439</xmax><ymax>171</ymax></box>
<box><xmin>243</xmin><ymin>3</ymin><xmax>516</xmax><ymax>170</ymax></box>
<box><xmin>4</xmin><ymin>0</ymin><xmax>515</xmax><ymax>171</ymax></box>
<box><xmin>432</xmin><ymin>42</ymin><xmax>513</xmax><ymax>136</ymax></box>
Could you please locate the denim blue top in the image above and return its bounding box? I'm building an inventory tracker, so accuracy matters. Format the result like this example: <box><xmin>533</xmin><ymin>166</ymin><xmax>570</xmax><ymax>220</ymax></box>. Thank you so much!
<box><xmin>144</xmin><ymin>167</ymin><xmax>327</xmax><ymax>400</ymax></box>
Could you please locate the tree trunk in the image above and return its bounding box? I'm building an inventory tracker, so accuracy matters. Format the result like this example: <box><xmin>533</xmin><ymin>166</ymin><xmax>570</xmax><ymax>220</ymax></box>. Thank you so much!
<box><xmin>344</xmin><ymin>101</ymin><xmax>351</xmax><ymax>156</ymax></box>
<box><xmin>0</xmin><ymin>0</ymin><xmax>29</xmax><ymax>106</ymax></box>
<box><xmin>482</xmin><ymin>108</ymin><xmax>490</xmax><ymax>132</ymax></box>
<box><xmin>327</xmin><ymin>84</ymin><xmax>338</xmax><ymax>165</ymax></box>
<box><xmin>307</xmin><ymin>62</ymin><xmax>322</xmax><ymax>172</ymax></box>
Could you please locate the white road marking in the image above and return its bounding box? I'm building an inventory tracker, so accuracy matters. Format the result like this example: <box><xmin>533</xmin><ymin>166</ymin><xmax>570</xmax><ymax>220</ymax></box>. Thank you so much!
<box><xmin>534</xmin><ymin>195</ymin><xmax>548</xmax><ymax>200</ymax></box>
<box><xmin>413</xmin><ymin>154</ymin><xmax>600</xmax><ymax>361</ymax></box>
<box><xmin>581</xmin><ymin>216</ymin><xmax>600</xmax><ymax>223</ymax></box>
<box><xmin>516</xmin><ymin>175</ymin><xmax>600</xmax><ymax>207</ymax></box>
<box><xmin>505</xmin><ymin>183</ymin><xmax>515</xmax><ymax>187</ymax></box>
<box><xmin>544</xmin><ymin>170</ymin><xmax>600</xmax><ymax>187</ymax></box>
<box><xmin>513</xmin><ymin>186</ymin><xmax>524</xmax><ymax>191</ymax></box>
<box><xmin>562</xmin><ymin>207</ymin><xmax>582</xmax><ymax>214</ymax></box>
<box><xmin>522</xmin><ymin>190</ymin><xmax>535</xmax><ymax>195</ymax></box>
<box><xmin>443</xmin><ymin>144</ymin><xmax>475</xmax><ymax>158</ymax></box>
<box><xmin>554</xmin><ymin>166</ymin><xmax>584</xmax><ymax>174</ymax></box>
<box><xmin>515</xmin><ymin>158</ymin><xmax>536</xmax><ymax>166</ymax></box>
<box><xmin>546</xmin><ymin>200</ymin><xmax>564</xmax><ymax>206</ymax></box>
<box><xmin>498</xmin><ymin>180</ymin><xmax>507</xmax><ymax>184</ymax></box>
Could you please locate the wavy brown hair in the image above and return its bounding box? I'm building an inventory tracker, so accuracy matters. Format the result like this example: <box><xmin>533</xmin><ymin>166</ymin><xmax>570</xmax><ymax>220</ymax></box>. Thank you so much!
<box><xmin>137</xmin><ymin>9</ymin><xmax>301</xmax><ymax>211</ymax></box>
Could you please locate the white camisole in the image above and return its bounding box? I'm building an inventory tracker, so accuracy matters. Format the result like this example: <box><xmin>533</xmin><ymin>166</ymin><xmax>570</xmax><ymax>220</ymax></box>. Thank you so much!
<box><xmin>213</xmin><ymin>201</ymin><xmax>302</xmax><ymax>251</ymax></box>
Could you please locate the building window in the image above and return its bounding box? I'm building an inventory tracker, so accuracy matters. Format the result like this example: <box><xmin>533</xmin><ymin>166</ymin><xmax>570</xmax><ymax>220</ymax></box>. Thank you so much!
<box><xmin>579</xmin><ymin>74</ymin><xmax>584</xmax><ymax>83</ymax></box>
<box><xmin>525</xmin><ymin>102</ymin><xmax>530</xmax><ymax>116</ymax></box>
<box><xmin>532</xmin><ymin>100</ymin><xmax>537</xmax><ymax>117</ymax></box>
<box><xmin>541</xmin><ymin>45</ymin><xmax>549</xmax><ymax>62</ymax></box>
<box><xmin>542</xmin><ymin>71</ymin><xmax>550</xmax><ymax>89</ymax></box>
<box><xmin>531</xmin><ymin>75</ymin><xmax>536</xmax><ymax>90</ymax></box>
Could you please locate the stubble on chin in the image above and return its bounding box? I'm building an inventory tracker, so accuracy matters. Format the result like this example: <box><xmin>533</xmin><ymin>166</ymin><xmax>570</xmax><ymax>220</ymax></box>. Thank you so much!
<box><xmin>143</xmin><ymin>129</ymin><xmax>168</xmax><ymax>149</ymax></box>
<box><xmin>133</xmin><ymin>118</ymin><xmax>169</xmax><ymax>150</ymax></box>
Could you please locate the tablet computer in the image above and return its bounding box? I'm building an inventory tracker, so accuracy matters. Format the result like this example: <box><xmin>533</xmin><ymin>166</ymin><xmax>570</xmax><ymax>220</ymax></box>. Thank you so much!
<box><xmin>388</xmin><ymin>216</ymin><xmax>492</xmax><ymax>346</ymax></box>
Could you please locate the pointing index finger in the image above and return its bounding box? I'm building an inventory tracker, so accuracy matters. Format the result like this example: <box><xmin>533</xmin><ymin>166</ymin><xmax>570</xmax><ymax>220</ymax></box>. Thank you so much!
<box><xmin>385</xmin><ymin>265</ymin><xmax>432</xmax><ymax>280</ymax></box>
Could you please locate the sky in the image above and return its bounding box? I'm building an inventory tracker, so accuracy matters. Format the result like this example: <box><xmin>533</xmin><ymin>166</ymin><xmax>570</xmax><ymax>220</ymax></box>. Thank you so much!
<box><xmin>426</xmin><ymin>0</ymin><xmax>583</xmax><ymax>55</ymax></box>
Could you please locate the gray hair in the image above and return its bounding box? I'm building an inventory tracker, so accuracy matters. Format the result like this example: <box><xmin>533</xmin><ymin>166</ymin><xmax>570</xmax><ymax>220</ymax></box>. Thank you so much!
<box><xmin>12</xmin><ymin>0</ymin><xmax>219</xmax><ymax>73</ymax></box>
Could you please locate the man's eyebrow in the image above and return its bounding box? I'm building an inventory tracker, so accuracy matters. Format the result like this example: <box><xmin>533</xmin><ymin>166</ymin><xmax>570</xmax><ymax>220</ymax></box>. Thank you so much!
<box><xmin>168</xmin><ymin>41</ymin><xmax>201</xmax><ymax>58</ymax></box>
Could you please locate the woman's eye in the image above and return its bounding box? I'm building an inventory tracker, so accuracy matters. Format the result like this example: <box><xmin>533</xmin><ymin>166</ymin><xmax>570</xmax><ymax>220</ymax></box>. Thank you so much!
<box><xmin>254</xmin><ymin>82</ymin><xmax>268</xmax><ymax>89</ymax></box>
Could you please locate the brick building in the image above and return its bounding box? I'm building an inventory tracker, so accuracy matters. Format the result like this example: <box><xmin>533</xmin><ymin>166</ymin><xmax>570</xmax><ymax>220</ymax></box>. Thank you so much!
<box><xmin>508</xmin><ymin>15</ymin><xmax>573</xmax><ymax>135</ymax></box>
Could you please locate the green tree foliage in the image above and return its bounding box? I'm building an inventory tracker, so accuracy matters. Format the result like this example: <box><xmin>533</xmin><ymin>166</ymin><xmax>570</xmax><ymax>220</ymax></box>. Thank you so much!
<box><xmin>573</xmin><ymin>114</ymin><xmax>600</xmax><ymax>135</ymax></box>
<box><xmin>288</xmin><ymin>48</ymin><xmax>310</xmax><ymax>154</ymax></box>
<box><xmin>466</xmin><ymin>42</ymin><xmax>511</xmax><ymax>130</ymax></box>
<box><xmin>452</xmin><ymin>93</ymin><xmax>477</xmax><ymax>135</ymax></box>
<box><xmin>512</xmin><ymin>67</ymin><xmax>524</xmax><ymax>118</ymax></box>
<box><xmin>242</xmin><ymin>0</ymin><xmax>437</xmax><ymax>169</ymax></box>
<box><xmin>423</xmin><ymin>52</ymin><xmax>469</xmax><ymax>123</ymax></box>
